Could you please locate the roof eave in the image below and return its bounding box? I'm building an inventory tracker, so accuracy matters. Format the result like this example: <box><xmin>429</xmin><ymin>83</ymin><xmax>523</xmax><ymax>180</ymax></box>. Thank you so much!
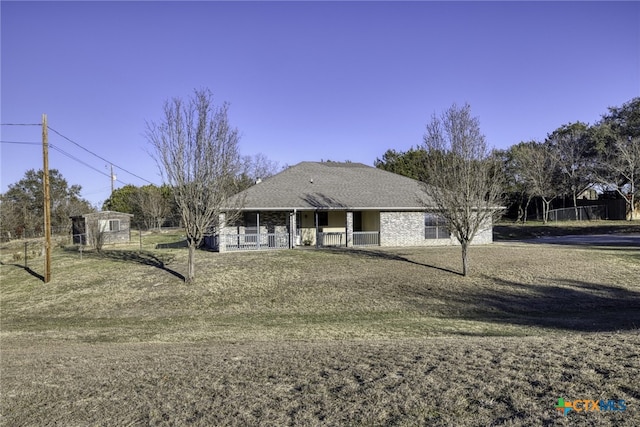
<box><xmin>223</xmin><ymin>206</ymin><xmax>436</xmax><ymax>211</ymax></box>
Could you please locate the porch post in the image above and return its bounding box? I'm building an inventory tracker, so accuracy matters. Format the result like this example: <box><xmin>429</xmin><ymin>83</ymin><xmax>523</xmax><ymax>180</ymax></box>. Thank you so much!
<box><xmin>290</xmin><ymin>210</ymin><xmax>297</xmax><ymax>249</ymax></box>
<box><xmin>346</xmin><ymin>211</ymin><xmax>353</xmax><ymax>247</ymax></box>
<box><xmin>256</xmin><ymin>212</ymin><xmax>260</xmax><ymax>250</ymax></box>
<box><xmin>218</xmin><ymin>213</ymin><xmax>226</xmax><ymax>253</ymax></box>
<box><xmin>315</xmin><ymin>211</ymin><xmax>319</xmax><ymax>249</ymax></box>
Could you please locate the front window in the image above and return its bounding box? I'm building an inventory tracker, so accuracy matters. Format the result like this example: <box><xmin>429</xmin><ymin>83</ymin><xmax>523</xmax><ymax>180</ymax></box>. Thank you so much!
<box><xmin>109</xmin><ymin>219</ymin><xmax>120</xmax><ymax>232</ymax></box>
<box><xmin>424</xmin><ymin>213</ymin><xmax>448</xmax><ymax>239</ymax></box>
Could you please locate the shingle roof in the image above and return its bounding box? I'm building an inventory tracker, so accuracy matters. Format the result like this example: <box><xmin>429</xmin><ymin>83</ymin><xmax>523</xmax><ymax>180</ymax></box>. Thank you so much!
<box><xmin>229</xmin><ymin>161</ymin><xmax>434</xmax><ymax>210</ymax></box>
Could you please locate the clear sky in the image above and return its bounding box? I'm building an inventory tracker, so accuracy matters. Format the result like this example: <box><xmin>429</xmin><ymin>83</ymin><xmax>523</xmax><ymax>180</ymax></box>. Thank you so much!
<box><xmin>2</xmin><ymin>1</ymin><xmax>639</xmax><ymax>207</ymax></box>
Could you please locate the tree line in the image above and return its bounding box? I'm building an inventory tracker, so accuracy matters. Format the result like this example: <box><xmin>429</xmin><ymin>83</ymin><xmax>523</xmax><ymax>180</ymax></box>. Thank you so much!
<box><xmin>0</xmin><ymin>155</ymin><xmax>278</xmax><ymax>241</ymax></box>
<box><xmin>102</xmin><ymin>153</ymin><xmax>279</xmax><ymax>231</ymax></box>
<box><xmin>376</xmin><ymin>97</ymin><xmax>640</xmax><ymax>222</ymax></box>
<box><xmin>0</xmin><ymin>169</ymin><xmax>93</xmax><ymax>240</ymax></box>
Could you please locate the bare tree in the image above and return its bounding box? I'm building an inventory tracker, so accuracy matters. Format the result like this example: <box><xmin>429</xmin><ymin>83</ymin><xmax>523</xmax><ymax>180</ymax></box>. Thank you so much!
<box><xmin>86</xmin><ymin>217</ymin><xmax>106</xmax><ymax>253</ymax></box>
<box><xmin>496</xmin><ymin>142</ymin><xmax>533</xmax><ymax>224</ymax></box>
<box><xmin>546</xmin><ymin>122</ymin><xmax>594</xmax><ymax>219</ymax></box>
<box><xmin>512</xmin><ymin>141</ymin><xmax>560</xmax><ymax>224</ymax></box>
<box><xmin>244</xmin><ymin>153</ymin><xmax>280</xmax><ymax>181</ymax></box>
<box><xmin>237</xmin><ymin>153</ymin><xmax>280</xmax><ymax>191</ymax></box>
<box><xmin>533</xmin><ymin>146</ymin><xmax>557</xmax><ymax>224</ymax></box>
<box><xmin>422</xmin><ymin>103</ymin><xmax>504</xmax><ymax>276</ymax></box>
<box><xmin>136</xmin><ymin>185</ymin><xmax>172</xmax><ymax>230</ymax></box>
<box><xmin>593</xmin><ymin>98</ymin><xmax>640</xmax><ymax>220</ymax></box>
<box><xmin>146</xmin><ymin>89</ymin><xmax>244</xmax><ymax>282</ymax></box>
<box><xmin>595</xmin><ymin>134</ymin><xmax>640</xmax><ymax>220</ymax></box>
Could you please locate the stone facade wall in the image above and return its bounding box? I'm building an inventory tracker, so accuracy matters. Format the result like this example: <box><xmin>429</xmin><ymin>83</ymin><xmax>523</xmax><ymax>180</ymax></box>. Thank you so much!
<box><xmin>380</xmin><ymin>212</ymin><xmax>442</xmax><ymax>247</ymax></box>
<box><xmin>470</xmin><ymin>218</ymin><xmax>493</xmax><ymax>244</ymax></box>
<box><xmin>379</xmin><ymin>211</ymin><xmax>492</xmax><ymax>247</ymax></box>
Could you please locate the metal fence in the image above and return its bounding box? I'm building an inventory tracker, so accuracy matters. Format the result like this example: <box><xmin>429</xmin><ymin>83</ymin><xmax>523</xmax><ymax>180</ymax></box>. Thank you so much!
<box><xmin>548</xmin><ymin>205</ymin><xmax>607</xmax><ymax>222</ymax></box>
<box><xmin>72</xmin><ymin>233</ymin><xmax>87</xmax><ymax>245</ymax></box>
<box><xmin>353</xmin><ymin>231</ymin><xmax>380</xmax><ymax>246</ymax></box>
<box><xmin>0</xmin><ymin>227</ymin><xmax>69</xmax><ymax>243</ymax></box>
<box><xmin>5</xmin><ymin>240</ymin><xmax>44</xmax><ymax>265</ymax></box>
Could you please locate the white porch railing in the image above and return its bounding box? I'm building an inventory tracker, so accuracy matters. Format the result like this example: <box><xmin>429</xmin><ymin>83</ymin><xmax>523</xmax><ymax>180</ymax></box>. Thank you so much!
<box><xmin>318</xmin><ymin>232</ymin><xmax>346</xmax><ymax>247</ymax></box>
<box><xmin>353</xmin><ymin>231</ymin><xmax>379</xmax><ymax>246</ymax></box>
<box><xmin>208</xmin><ymin>230</ymin><xmax>381</xmax><ymax>251</ymax></box>
<box><xmin>221</xmin><ymin>233</ymin><xmax>290</xmax><ymax>251</ymax></box>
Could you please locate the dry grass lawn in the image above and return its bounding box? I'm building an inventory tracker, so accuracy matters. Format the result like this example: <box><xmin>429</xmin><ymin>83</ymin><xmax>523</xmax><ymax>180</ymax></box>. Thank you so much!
<box><xmin>1</xmin><ymin>227</ymin><xmax>639</xmax><ymax>426</ymax></box>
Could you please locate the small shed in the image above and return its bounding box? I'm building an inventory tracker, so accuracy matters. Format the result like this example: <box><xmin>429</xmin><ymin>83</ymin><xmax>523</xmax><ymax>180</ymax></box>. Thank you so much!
<box><xmin>71</xmin><ymin>211</ymin><xmax>133</xmax><ymax>246</ymax></box>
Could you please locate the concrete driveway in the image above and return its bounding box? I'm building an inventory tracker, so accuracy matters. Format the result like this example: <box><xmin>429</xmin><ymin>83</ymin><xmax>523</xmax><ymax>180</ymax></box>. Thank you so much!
<box><xmin>517</xmin><ymin>234</ymin><xmax>640</xmax><ymax>247</ymax></box>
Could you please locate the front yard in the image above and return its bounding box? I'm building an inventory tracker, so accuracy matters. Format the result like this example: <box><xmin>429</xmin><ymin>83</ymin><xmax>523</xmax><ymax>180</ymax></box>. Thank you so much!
<box><xmin>1</xmin><ymin>229</ymin><xmax>638</xmax><ymax>425</ymax></box>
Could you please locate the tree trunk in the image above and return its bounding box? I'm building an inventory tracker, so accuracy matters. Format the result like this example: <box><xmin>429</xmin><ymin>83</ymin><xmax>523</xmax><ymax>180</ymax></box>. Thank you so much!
<box><xmin>542</xmin><ymin>198</ymin><xmax>552</xmax><ymax>224</ymax></box>
<box><xmin>517</xmin><ymin>205</ymin><xmax>523</xmax><ymax>223</ymax></box>
<box><xmin>461</xmin><ymin>240</ymin><xmax>469</xmax><ymax>277</ymax></box>
<box><xmin>615</xmin><ymin>185</ymin><xmax>635</xmax><ymax>221</ymax></box>
<box><xmin>630</xmin><ymin>180</ymin><xmax>636</xmax><ymax>220</ymax></box>
<box><xmin>187</xmin><ymin>241</ymin><xmax>196</xmax><ymax>283</ymax></box>
<box><xmin>523</xmin><ymin>196</ymin><xmax>532</xmax><ymax>223</ymax></box>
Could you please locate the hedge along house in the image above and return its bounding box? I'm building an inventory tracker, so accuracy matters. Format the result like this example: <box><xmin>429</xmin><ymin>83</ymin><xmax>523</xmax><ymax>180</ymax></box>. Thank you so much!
<box><xmin>70</xmin><ymin>211</ymin><xmax>133</xmax><ymax>246</ymax></box>
<box><xmin>209</xmin><ymin>161</ymin><xmax>494</xmax><ymax>252</ymax></box>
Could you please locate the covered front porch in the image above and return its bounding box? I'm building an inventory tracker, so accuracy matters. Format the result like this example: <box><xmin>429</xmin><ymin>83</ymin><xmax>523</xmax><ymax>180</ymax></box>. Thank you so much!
<box><xmin>214</xmin><ymin>209</ymin><xmax>380</xmax><ymax>252</ymax></box>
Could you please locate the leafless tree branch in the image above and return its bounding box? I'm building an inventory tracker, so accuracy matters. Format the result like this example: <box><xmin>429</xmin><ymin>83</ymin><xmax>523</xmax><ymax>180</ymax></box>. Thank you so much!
<box><xmin>422</xmin><ymin>103</ymin><xmax>504</xmax><ymax>276</ymax></box>
<box><xmin>146</xmin><ymin>89</ymin><xmax>244</xmax><ymax>282</ymax></box>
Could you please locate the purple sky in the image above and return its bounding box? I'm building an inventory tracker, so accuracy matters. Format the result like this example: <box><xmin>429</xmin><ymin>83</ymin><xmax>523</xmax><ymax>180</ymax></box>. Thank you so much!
<box><xmin>2</xmin><ymin>1</ymin><xmax>639</xmax><ymax>207</ymax></box>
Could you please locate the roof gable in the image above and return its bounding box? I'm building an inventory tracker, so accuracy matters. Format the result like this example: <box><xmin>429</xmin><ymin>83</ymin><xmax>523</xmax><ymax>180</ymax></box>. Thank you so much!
<box><xmin>229</xmin><ymin>161</ymin><xmax>433</xmax><ymax>210</ymax></box>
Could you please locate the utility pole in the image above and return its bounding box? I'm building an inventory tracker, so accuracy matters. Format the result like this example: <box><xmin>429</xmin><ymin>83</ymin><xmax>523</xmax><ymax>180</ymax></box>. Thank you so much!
<box><xmin>110</xmin><ymin>163</ymin><xmax>115</xmax><ymax>195</ymax></box>
<box><xmin>42</xmin><ymin>114</ymin><xmax>51</xmax><ymax>283</ymax></box>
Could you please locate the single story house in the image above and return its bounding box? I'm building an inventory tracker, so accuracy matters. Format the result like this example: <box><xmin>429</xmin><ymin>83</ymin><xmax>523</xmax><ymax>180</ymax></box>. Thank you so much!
<box><xmin>70</xmin><ymin>211</ymin><xmax>133</xmax><ymax>246</ymax></box>
<box><xmin>209</xmin><ymin>161</ymin><xmax>493</xmax><ymax>252</ymax></box>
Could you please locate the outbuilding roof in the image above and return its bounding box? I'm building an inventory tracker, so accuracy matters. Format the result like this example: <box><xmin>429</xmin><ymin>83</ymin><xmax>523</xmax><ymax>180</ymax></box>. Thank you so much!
<box><xmin>70</xmin><ymin>210</ymin><xmax>134</xmax><ymax>219</ymax></box>
<box><xmin>229</xmin><ymin>161</ymin><xmax>434</xmax><ymax>210</ymax></box>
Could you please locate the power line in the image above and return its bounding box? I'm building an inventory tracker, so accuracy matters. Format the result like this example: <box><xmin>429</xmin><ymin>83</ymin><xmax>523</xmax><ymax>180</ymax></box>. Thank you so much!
<box><xmin>49</xmin><ymin>143</ymin><xmax>112</xmax><ymax>179</ymax></box>
<box><xmin>2</xmin><ymin>138</ymin><xmax>117</xmax><ymax>182</ymax></box>
<box><xmin>47</xmin><ymin>126</ymin><xmax>154</xmax><ymax>185</ymax></box>
<box><xmin>0</xmin><ymin>140</ymin><xmax>41</xmax><ymax>145</ymax></box>
<box><xmin>3</xmin><ymin>122</ymin><xmax>156</xmax><ymax>191</ymax></box>
<box><xmin>82</xmin><ymin>186</ymin><xmax>113</xmax><ymax>196</ymax></box>
<box><xmin>49</xmin><ymin>143</ymin><xmax>128</xmax><ymax>185</ymax></box>
<box><xmin>2</xmin><ymin>141</ymin><xmax>127</xmax><ymax>187</ymax></box>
